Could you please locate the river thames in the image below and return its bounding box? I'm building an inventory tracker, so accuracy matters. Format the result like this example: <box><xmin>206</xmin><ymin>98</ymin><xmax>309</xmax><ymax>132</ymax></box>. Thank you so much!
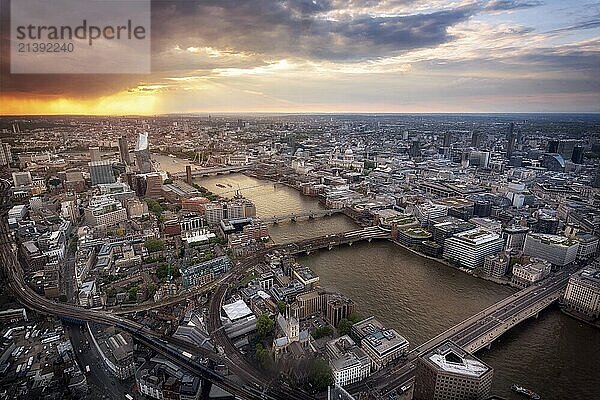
<box><xmin>156</xmin><ymin>156</ymin><xmax>600</xmax><ymax>399</ymax></box>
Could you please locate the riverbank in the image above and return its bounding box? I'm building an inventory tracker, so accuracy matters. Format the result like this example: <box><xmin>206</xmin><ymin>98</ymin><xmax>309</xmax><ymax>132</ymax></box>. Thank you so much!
<box><xmin>559</xmin><ymin>306</ymin><xmax>600</xmax><ymax>329</ymax></box>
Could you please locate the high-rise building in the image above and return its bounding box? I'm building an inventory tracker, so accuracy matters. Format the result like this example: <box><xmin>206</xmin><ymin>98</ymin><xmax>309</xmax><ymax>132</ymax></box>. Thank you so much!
<box><xmin>571</xmin><ymin>145</ymin><xmax>584</xmax><ymax>164</ymax></box>
<box><xmin>502</xmin><ymin>225</ymin><xmax>529</xmax><ymax>251</ymax></box>
<box><xmin>0</xmin><ymin>140</ymin><xmax>12</xmax><ymax>166</ymax></box>
<box><xmin>470</xmin><ymin>131</ymin><xmax>482</xmax><ymax>148</ymax></box>
<box><xmin>443</xmin><ymin>132</ymin><xmax>452</xmax><ymax>147</ymax></box>
<box><xmin>409</xmin><ymin>140</ymin><xmax>421</xmax><ymax>159</ymax></box>
<box><xmin>483</xmin><ymin>253</ymin><xmax>509</xmax><ymax>279</ymax></box>
<box><xmin>89</xmin><ymin>146</ymin><xmax>101</xmax><ymax>162</ymax></box>
<box><xmin>186</xmin><ymin>164</ymin><xmax>192</xmax><ymax>184</ymax></box>
<box><xmin>414</xmin><ymin>341</ymin><xmax>493</xmax><ymax>400</ymax></box>
<box><xmin>506</xmin><ymin>123</ymin><xmax>516</xmax><ymax>159</ymax></box>
<box><xmin>135</xmin><ymin>132</ymin><xmax>153</xmax><ymax>173</ymax></box>
<box><xmin>443</xmin><ymin>228</ymin><xmax>504</xmax><ymax>269</ymax></box>
<box><xmin>89</xmin><ymin>161</ymin><xmax>116</xmax><ymax>186</ymax></box>
<box><xmin>547</xmin><ymin>140</ymin><xmax>559</xmax><ymax>153</ymax></box>
<box><xmin>118</xmin><ymin>136</ymin><xmax>131</xmax><ymax>165</ymax></box>
<box><xmin>145</xmin><ymin>173</ymin><xmax>163</xmax><ymax>199</ymax></box>
<box><xmin>562</xmin><ymin>267</ymin><xmax>600</xmax><ymax>319</ymax></box>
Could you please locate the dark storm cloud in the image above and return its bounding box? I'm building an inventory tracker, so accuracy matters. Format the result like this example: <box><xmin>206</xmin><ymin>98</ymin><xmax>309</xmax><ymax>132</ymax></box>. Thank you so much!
<box><xmin>483</xmin><ymin>0</ymin><xmax>544</xmax><ymax>11</ymax></box>
<box><xmin>151</xmin><ymin>0</ymin><xmax>477</xmax><ymax>61</ymax></box>
<box><xmin>547</xmin><ymin>18</ymin><xmax>600</xmax><ymax>33</ymax></box>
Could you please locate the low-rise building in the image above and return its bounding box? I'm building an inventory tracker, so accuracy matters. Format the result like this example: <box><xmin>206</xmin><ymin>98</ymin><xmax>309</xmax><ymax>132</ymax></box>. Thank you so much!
<box><xmin>137</xmin><ymin>356</ymin><xmax>202</xmax><ymax>400</ymax></box>
<box><xmin>221</xmin><ymin>299</ymin><xmax>257</xmax><ymax>339</ymax></box>
<box><xmin>562</xmin><ymin>267</ymin><xmax>600</xmax><ymax>319</ymax></box>
<box><xmin>351</xmin><ymin>317</ymin><xmax>408</xmax><ymax>370</ymax></box>
<box><xmin>326</xmin><ymin>336</ymin><xmax>371</xmax><ymax>387</ymax></box>
<box><xmin>511</xmin><ymin>258</ymin><xmax>551</xmax><ymax>288</ymax></box>
<box><xmin>88</xmin><ymin>325</ymin><xmax>135</xmax><ymax>379</ymax></box>
<box><xmin>181</xmin><ymin>256</ymin><xmax>230</xmax><ymax>288</ymax></box>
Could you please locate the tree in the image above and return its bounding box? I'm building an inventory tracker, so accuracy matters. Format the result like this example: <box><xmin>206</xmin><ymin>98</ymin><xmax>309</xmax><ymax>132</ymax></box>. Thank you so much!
<box><xmin>145</xmin><ymin>199</ymin><xmax>164</xmax><ymax>218</ymax></box>
<box><xmin>307</xmin><ymin>358</ymin><xmax>333</xmax><ymax>392</ymax></box>
<box><xmin>337</xmin><ymin>318</ymin><xmax>353</xmax><ymax>336</ymax></box>
<box><xmin>147</xmin><ymin>283</ymin><xmax>157</xmax><ymax>297</ymax></box>
<box><xmin>257</xmin><ymin>314</ymin><xmax>274</xmax><ymax>339</ymax></box>
<box><xmin>311</xmin><ymin>326</ymin><xmax>333</xmax><ymax>339</ymax></box>
<box><xmin>145</xmin><ymin>238</ymin><xmax>165</xmax><ymax>253</ymax></box>
<box><xmin>348</xmin><ymin>312</ymin><xmax>361</xmax><ymax>323</ymax></box>
<box><xmin>255</xmin><ymin>343</ymin><xmax>272</xmax><ymax>370</ymax></box>
<box><xmin>58</xmin><ymin>294</ymin><xmax>68</xmax><ymax>303</ymax></box>
<box><xmin>276</xmin><ymin>300</ymin><xmax>286</xmax><ymax>315</ymax></box>
<box><xmin>128</xmin><ymin>287</ymin><xmax>138</xmax><ymax>302</ymax></box>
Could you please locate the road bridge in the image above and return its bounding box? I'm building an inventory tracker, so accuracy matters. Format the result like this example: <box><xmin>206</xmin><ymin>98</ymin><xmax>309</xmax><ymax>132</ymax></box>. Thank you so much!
<box><xmin>284</xmin><ymin>226</ymin><xmax>390</xmax><ymax>255</ymax></box>
<box><xmin>348</xmin><ymin>268</ymin><xmax>576</xmax><ymax>396</ymax></box>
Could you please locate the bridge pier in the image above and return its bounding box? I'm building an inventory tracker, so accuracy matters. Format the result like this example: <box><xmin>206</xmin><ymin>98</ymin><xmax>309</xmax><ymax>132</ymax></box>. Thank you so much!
<box><xmin>368</xmin><ymin>238</ymin><xmax>372</xmax><ymax>242</ymax></box>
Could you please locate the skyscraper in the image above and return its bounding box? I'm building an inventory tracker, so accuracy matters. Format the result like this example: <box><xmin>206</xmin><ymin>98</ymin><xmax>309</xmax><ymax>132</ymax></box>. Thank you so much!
<box><xmin>443</xmin><ymin>132</ymin><xmax>452</xmax><ymax>147</ymax></box>
<box><xmin>470</xmin><ymin>131</ymin><xmax>481</xmax><ymax>148</ymax></box>
<box><xmin>506</xmin><ymin>123</ymin><xmax>516</xmax><ymax>159</ymax></box>
<box><xmin>0</xmin><ymin>140</ymin><xmax>11</xmax><ymax>166</ymax></box>
<box><xmin>118</xmin><ymin>136</ymin><xmax>131</xmax><ymax>165</ymax></box>
<box><xmin>409</xmin><ymin>140</ymin><xmax>421</xmax><ymax>159</ymax></box>
<box><xmin>135</xmin><ymin>132</ymin><xmax>153</xmax><ymax>174</ymax></box>
<box><xmin>571</xmin><ymin>145</ymin><xmax>584</xmax><ymax>164</ymax></box>
<box><xmin>186</xmin><ymin>165</ymin><xmax>193</xmax><ymax>184</ymax></box>
<box><xmin>89</xmin><ymin>146</ymin><xmax>101</xmax><ymax>162</ymax></box>
<box><xmin>89</xmin><ymin>161</ymin><xmax>116</xmax><ymax>186</ymax></box>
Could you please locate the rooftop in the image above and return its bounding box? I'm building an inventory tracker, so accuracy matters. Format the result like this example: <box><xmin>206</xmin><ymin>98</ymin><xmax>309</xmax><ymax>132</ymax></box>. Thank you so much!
<box><xmin>424</xmin><ymin>340</ymin><xmax>491</xmax><ymax>378</ymax></box>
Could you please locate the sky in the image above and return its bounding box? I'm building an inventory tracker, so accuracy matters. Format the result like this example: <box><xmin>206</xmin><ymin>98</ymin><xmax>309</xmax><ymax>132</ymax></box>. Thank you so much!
<box><xmin>1</xmin><ymin>0</ymin><xmax>599</xmax><ymax>115</ymax></box>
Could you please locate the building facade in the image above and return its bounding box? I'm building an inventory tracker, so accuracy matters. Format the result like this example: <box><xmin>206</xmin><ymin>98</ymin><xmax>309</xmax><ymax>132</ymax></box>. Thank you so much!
<box><xmin>415</xmin><ymin>341</ymin><xmax>493</xmax><ymax>400</ymax></box>
<box><xmin>443</xmin><ymin>228</ymin><xmax>504</xmax><ymax>269</ymax></box>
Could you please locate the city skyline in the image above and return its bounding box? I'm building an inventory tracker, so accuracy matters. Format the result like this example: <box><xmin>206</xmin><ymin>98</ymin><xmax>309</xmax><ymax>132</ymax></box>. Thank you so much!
<box><xmin>1</xmin><ymin>0</ymin><xmax>599</xmax><ymax>115</ymax></box>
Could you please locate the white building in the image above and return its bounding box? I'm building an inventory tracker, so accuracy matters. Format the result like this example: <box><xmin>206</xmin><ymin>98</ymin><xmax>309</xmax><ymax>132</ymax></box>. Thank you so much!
<box><xmin>414</xmin><ymin>203</ymin><xmax>448</xmax><ymax>226</ymax></box>
<box><xmin>221</xmin><ymin>299</ymin><xmax>257</xmax><ymax>339</ymax></box>
<box><xmin>443</xmin><ymin>228</ymin><xmax>504</xmax><ymax>269</ymax></box>
<box><xmin>326</xmin><ymin>335</ymin><xmax>371</xmax><ymax>387</ymax></box>
<box><xmin>523</xmin><ymin>233</ymin><xmax>579</xmax><ymax>266</ymax></box>
<box><xmin>511</xmin><ymin>259</ymin><xmax>551</xmax><ymax>288</ymax></box>
<box><xmin>562</xmin><ymin>267</ymin><xmax>600</xmax><ymax>319</ymax></box>
<box><xmin>84</xmin><ymin>196</ymin><xmax>128</xmax><ymax>227</ymax></box>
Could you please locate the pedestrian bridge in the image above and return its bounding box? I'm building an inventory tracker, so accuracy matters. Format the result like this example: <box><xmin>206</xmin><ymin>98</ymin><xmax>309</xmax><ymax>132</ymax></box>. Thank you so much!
<box><xmin>171</xmin><ymin>165</ymin><xmax>251</xmax><ymax>179</ymax></box>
